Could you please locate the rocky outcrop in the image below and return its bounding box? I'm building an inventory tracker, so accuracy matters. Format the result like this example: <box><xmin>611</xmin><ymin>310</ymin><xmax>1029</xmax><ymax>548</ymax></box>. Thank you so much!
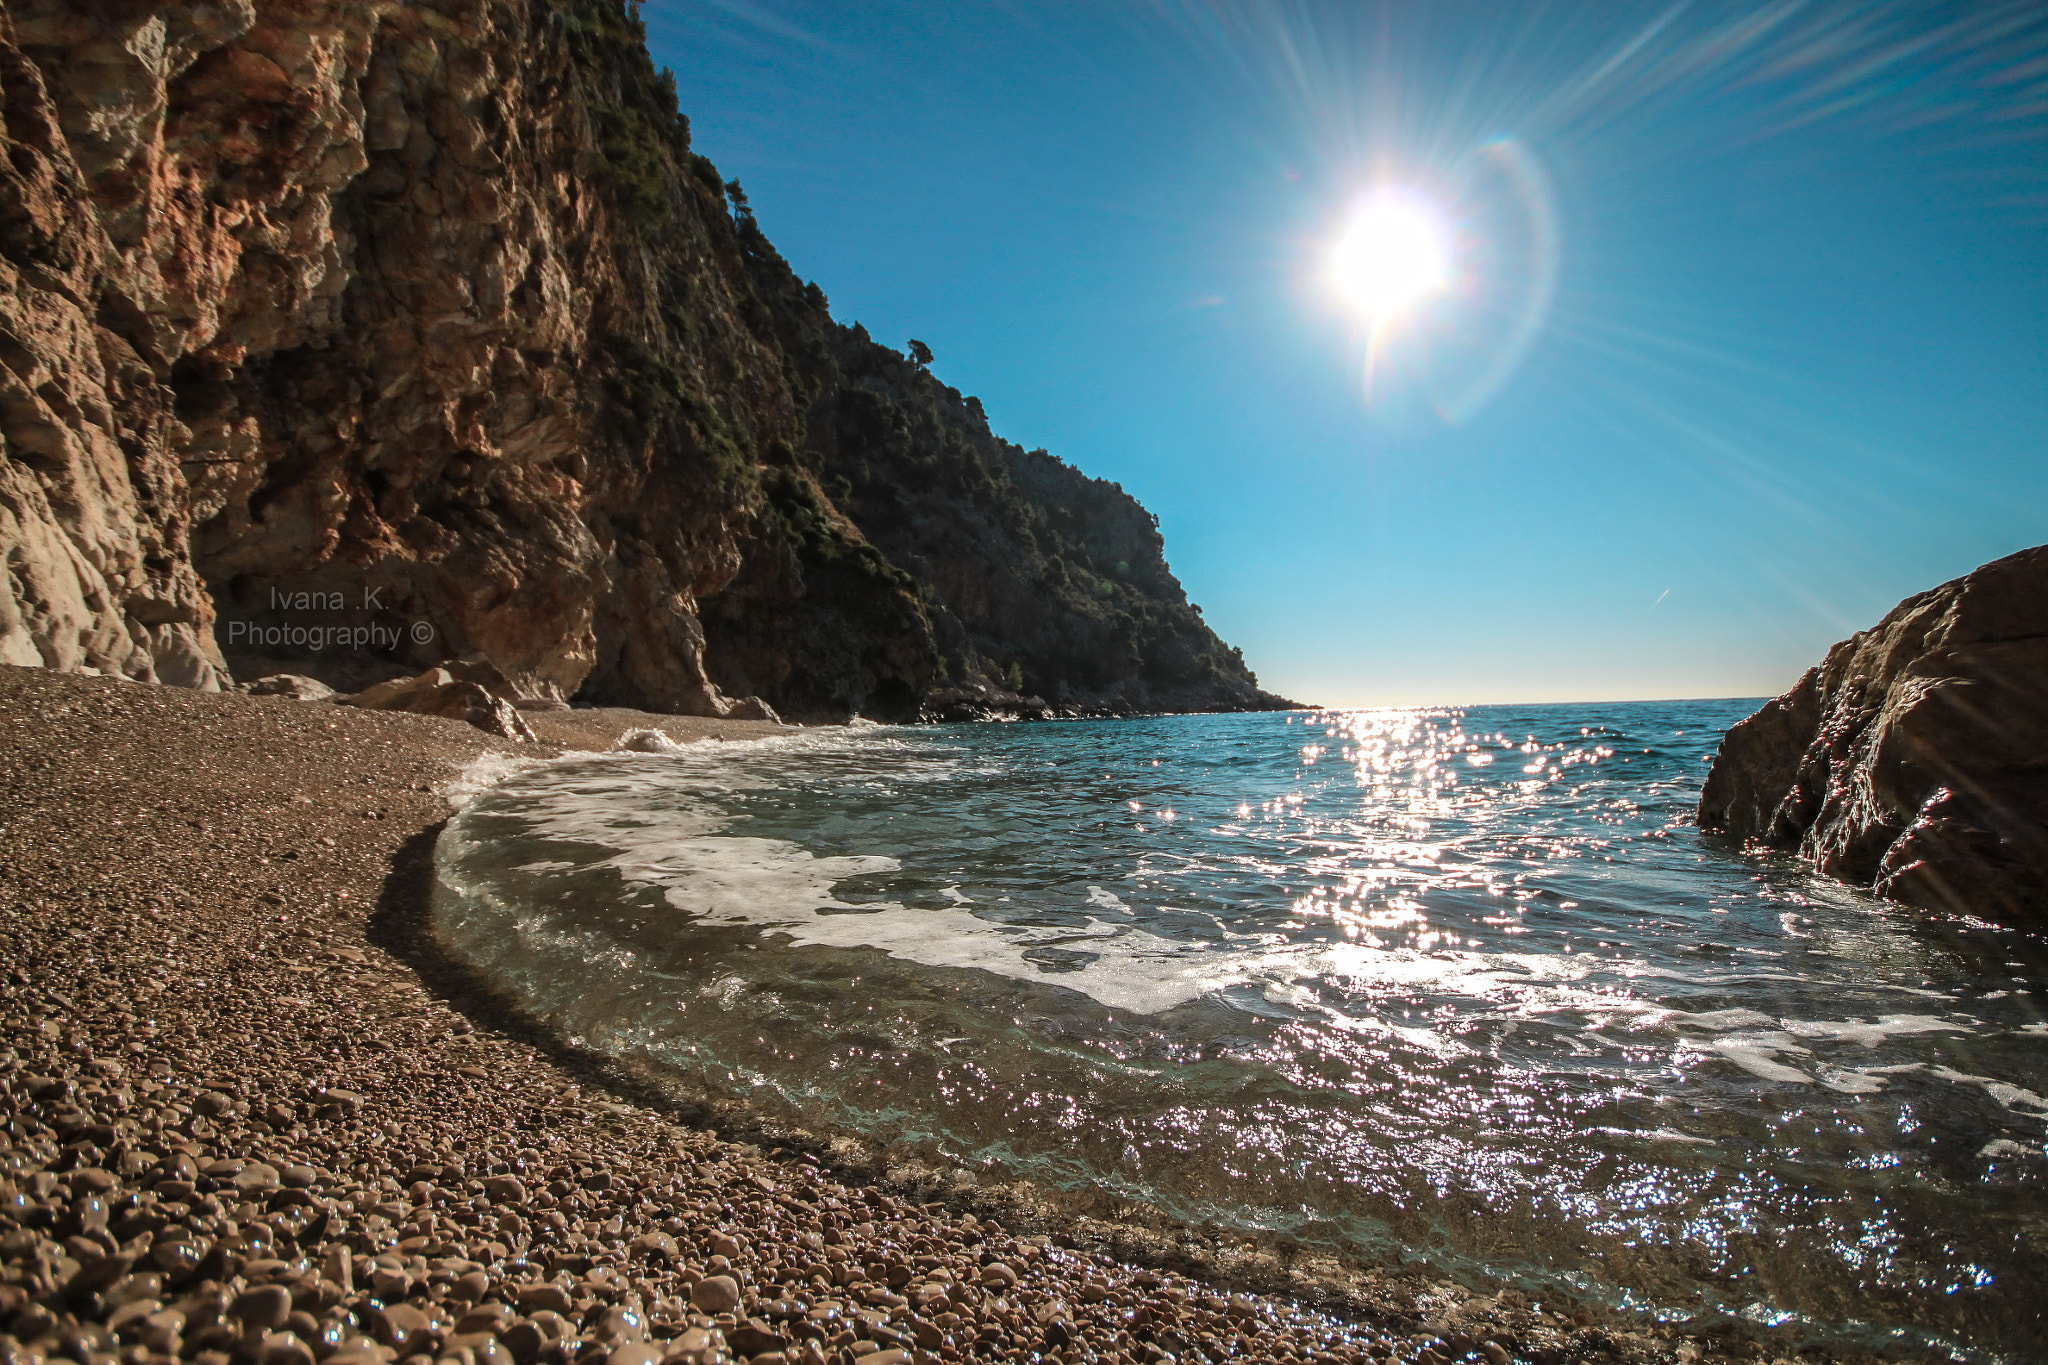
<box><xmin>0</xmin><ymin>0</ymin><xmax>1292</xmax><ymax>723</ymax></box>
<box><xmin>919</xmin><ymin>683</ymin><xmax>1053</xmax><ymax>723</ymax></box>
<box><xmin>1698</xmin><ymin>546</ymin><xmax>2048</xmax><ymax>924</ymax></box>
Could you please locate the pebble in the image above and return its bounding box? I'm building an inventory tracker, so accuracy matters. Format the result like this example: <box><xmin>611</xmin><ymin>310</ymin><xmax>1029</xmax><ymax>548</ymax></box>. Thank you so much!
<box><xmin>516</xmin><ymin>1283</ymin><xmax>572</xmax><ymax>1314</ymax></box>
<box><xmin>232</xmin><ymin>1285</ymin><xmax>293</xmax><ymax>1330</ymax></box>
<box><xmin>689</xmin><ymin>1274</ymin><xmax>741</xmax><ymax>1315</ymax></box>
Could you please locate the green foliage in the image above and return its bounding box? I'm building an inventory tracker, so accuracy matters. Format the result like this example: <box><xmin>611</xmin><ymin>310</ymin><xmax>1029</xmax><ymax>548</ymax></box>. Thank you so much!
<box><xmin>766</xmin><ymin>471</ymin><xmax>835</xmax><ymax>558</ymax></box>
<box><xmin>597</xmin><ymin>331</ymin><xmax>752</xmax><ymax>492</ymax></box>
<box><xmin>806</xmin><ymin>328</ymin><xmax>1267</xmax><ymax>700</ymax></box>
<box><xmin>765</xmin><ymin>471</ymin><xmax>919</xmax><ymax>594</ymax></box>
<box><xmin>724</xmin><ymin>180</ymin><xmax>754</xmax><ymax>226</ymax></box>
<box><xmin>546</xmin><ymin>0</ymin><xmax>696</xmax><ymax>235</ymax></box>
<box><xmin>1003</xmin><ymin>662</ymin><xmax>1024</xmax><ymax>691</ymax></box>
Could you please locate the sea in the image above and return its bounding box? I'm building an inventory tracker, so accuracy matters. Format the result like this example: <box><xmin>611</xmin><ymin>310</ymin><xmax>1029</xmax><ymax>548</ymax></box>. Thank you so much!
<box><xmin>432</xmin><ymin>701</ymin><xmax>2048</xmax><ymax>1361</ymax></box>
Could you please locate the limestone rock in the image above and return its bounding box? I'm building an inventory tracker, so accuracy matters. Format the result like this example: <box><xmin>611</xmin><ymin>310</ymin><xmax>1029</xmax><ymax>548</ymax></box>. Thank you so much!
<box><xmin>239</xmin><ymin>675</ymin><xmax>337</xmax><ymax>701</ymax></box>
<box><xmin>1699</xmin><ymin>545</ymin><xmax>2048</xmax><ymax>924</ymax></box>
<box><xmin>723</xmin><ymin>694</ymin><xmax>781</xmax><ymax>723</ymax></box>
<box><xmin>339</xmin><ymin>668</ymin><xmax>537</xmax><ymax>744</ymax></box>
<box><xmin>345</xmin><ymin>669</ymin><xmax>457</xmax><ymax>713</ymax></box>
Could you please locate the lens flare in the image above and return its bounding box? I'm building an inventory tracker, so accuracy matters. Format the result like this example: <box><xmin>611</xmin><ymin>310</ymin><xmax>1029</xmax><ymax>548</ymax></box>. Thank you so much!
<box><xmin>1322</xmin><ymin>140</ymin><xmax>1560</xmax><ymax>424</ymax></box>
<box><xmin>1330</xmin><ymin>189</ymin><xmax>1454</xmax><ymax>322</ymax></box>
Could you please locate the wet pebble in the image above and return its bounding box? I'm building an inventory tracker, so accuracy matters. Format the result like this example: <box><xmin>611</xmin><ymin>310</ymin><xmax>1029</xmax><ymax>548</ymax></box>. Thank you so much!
<box><xmin>689</xmin><ymin>1275</ymin><xmax>740</xmax><ymax>1315</ymax></box>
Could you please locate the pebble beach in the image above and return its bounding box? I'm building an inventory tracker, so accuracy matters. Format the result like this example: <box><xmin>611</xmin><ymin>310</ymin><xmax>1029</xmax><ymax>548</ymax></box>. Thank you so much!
<box><xmin>0</xmin><ymin>667</ymin><xmax>1848</xmax><ymax>1365</ymax></box>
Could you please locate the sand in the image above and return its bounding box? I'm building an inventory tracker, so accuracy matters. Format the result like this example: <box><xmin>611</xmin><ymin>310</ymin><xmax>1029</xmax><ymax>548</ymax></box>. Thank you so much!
<box><xmin>0</xmin><ymin>666</ymin><xmax>1819</xmax><ymax>1365</ymax></box>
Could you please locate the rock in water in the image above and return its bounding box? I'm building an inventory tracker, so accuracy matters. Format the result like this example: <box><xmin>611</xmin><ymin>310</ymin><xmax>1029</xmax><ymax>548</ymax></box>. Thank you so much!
<box><xmin>1699</xmin><ymin>545</ymin><xmax>2048</xmax><ymax>923</ymax></box>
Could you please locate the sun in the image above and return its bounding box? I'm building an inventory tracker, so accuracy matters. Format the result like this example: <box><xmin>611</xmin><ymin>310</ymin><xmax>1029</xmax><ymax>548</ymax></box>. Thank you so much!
<box><xmin>1330</xmin><ymin>188</ymin><xmax>1453</xmax><ymax>323</ymax></box>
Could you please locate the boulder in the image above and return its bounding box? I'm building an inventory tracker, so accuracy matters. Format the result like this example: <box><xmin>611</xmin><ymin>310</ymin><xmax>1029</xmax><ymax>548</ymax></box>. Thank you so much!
<box><xmin>722</xmin><ymin>694</ymin><xmax>782</xmax><ymax>723</ymax></box>
<box><xmin>339</xmin><ymin>669</ymin><xmax>539</xmax><ymax>744</ymax></box>
<box><xmin>434</xmin><ymin>682</ymin><xmax>542</xmax><ymax>744</ymax></box>
<box><xmin>443</xmin><ymin>656</ymin><xmax>519</xmax><ymax>696</ymax></box>
<box><xmin>238</xmin><ymin>674</ymin><xmax>338</xmax><ymax>701</ymax></box>
<box><xmin>1698</xmin><ymin>545</ymin><xmax>2048</xmax><ymax>924</ymax></box>
<box><xmin>347</xmin><ymin>668</ymin><xmax>457</xmax><ymax>711</ymax></box>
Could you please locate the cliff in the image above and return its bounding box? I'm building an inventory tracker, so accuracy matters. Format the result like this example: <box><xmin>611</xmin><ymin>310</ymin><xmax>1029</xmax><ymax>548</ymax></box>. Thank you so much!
<box><xmin>0</xmin><ymin>0</ymin><xmax>1293</xmax><ymax>723</ymax></box>
<box><xmin>1698</xmin><ymin>546</ymin><xmax>2048</xmax><ymax>925</ymax></box>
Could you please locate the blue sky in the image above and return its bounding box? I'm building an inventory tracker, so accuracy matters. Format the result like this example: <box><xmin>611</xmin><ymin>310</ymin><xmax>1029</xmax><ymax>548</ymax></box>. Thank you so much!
<box><xmin>644</xmin><ymin>0</ymin><xmax>2047</xmax><ymax>707</ymax></box>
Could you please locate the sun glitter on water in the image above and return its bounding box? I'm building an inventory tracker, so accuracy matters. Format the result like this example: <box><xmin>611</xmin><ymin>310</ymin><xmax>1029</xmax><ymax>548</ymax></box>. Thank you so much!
<box><xmin>1329</xmin><ymin>187</ymin><xmax>1453</xmax><ymax>324</ymax></box>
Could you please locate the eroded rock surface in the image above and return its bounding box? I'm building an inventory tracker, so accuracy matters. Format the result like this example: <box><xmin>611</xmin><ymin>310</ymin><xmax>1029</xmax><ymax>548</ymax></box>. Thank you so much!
<box><xmin>340</xmin><ymin>666</ymin><xmax>538</xmax><ymax>743</ymax></box>
<box><xmin>238</xmin><ymin>672</ymin><xmax>334</xmax><ymax>699</ymax></box>
<box><xmin>0</xmin><ymin>0</ymin><xmax>1293</xmax><ymax>721</ymax></box>
<box><xmin>1699</xmin><ymin>545</ymin><xmax>2048</xmax><ymax>923</ymax></box>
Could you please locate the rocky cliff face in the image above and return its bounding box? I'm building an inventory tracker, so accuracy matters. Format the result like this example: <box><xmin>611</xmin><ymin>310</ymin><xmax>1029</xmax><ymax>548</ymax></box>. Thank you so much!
<box><xmin>1698</xmin><ymin>546</ymin><xmax>2048</xmax><ymax>925</ymax></box>
<box><xmin>0</xmin><ymin>0</ymin><xmax>1291</xmax><ymax>722</ymax></box>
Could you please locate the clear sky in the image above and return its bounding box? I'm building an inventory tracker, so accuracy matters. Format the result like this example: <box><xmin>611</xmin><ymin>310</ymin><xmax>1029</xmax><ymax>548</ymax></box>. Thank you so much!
<box><xmin>643</xmin><ymin>0</ymin><xmax>2048</xmax><ymax>707</ymax></box>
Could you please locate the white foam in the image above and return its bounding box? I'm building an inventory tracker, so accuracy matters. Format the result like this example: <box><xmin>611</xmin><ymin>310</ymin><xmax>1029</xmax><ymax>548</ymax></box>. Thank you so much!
<box><xmin>459</xmin><ymin>764</ymin><xmax>1276</xmax><ymax>1015</ymax></box>
<box><xmin>1926</xmin><ymin>1067</ymin><xmax>2048</xmax><ymax>1113</ymax></box>
<box><xmin>1979</xmin><ymin>1139</ymin><xmax>2038</xmax><ymax>1160</ymax></box>
<box><xmin>441</xmin><ymin>718</ymin><xmax>812</xmax><ymax>809</ymax></box>
<box><xmin>1707</xmin><ymin>1037</ymin><xmax>1814</xmax><ymax>1085</ymax></box>
<box><xmin>1662</xmin><ymin>1007</ymin><xmax>1778</xmax><ymax>1033</ymax></box>
<box><xmin>1308</xmin><ymin>1000</ymin><xmax>1472</xmax><ymax>1057</ymax></box>
<box><xmin>441</xmin><ymin>751</ymin><xmax>550</xmax><ymax>809</ymax></box>
<box><xmin>459</xmin><ymin>756</ymin><xmax>1617</xmax><ymax>1023</ymax></box>
<box><xmin>1595</xmin><ymin>1126</ymin><xmax>1716</xmax><ymax>1145</ymax></box>
<box><xmin>444</xmin><ymin>730</ymin><xmax>2044</xmax><ymax>1054</ymax></box>
<box><xmin>1816</xmin><ymin>1068</ymin><xmax>1889</xmax><ymax>1095</ymax></box>
<box><xmin>1781</xmin><ymin>1015</ymin><xmax>1969</xmax><ymax>1048</ymax></box>
<box><xmin>616</xmin><ymin>728</ymin><xmax>686</xmax><ymax>753</ymax></box>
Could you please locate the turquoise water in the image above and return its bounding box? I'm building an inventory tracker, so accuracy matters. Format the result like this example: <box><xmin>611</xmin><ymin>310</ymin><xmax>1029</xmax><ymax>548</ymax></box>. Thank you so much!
<box><xmin>433</xmin><ymin>703</ymin><xmax>2048</xmax><ymax>1359</ymax></box>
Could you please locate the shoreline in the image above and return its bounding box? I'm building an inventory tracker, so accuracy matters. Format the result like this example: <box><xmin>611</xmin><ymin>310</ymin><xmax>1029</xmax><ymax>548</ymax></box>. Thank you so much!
<box><xmin>0</xmin><ymin>667</ymin><xmax>1852</xmax><ymax>1365</ymax></box>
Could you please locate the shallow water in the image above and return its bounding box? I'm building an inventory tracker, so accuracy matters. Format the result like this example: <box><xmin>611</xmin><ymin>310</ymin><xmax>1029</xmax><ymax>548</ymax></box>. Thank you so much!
<box><xmin>433</xmin><ymin>703</ymin><xmax>2048</xmax><ymax>1359</ymax></box>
